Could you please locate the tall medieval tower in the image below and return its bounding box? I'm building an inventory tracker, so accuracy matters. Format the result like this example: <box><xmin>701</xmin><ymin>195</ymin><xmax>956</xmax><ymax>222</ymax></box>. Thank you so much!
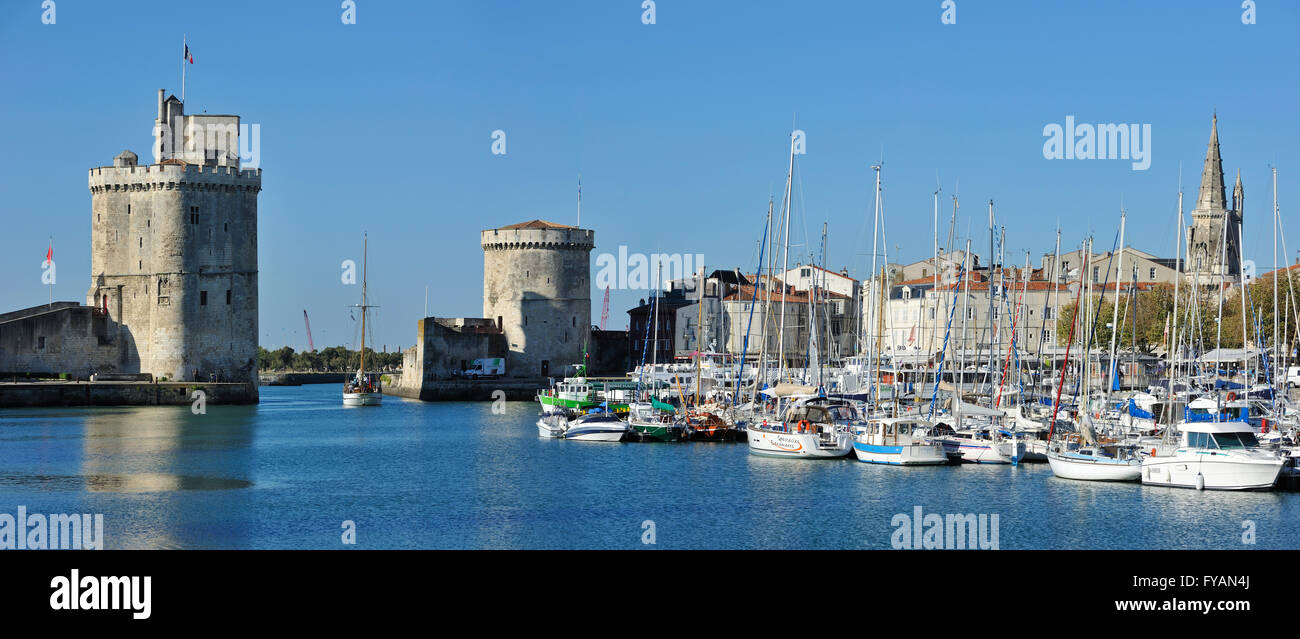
<box><xmin>1186</xmin><ymin>114</ymin><xmax>1243</xmax><ymax>281</ymax></box>
<box><xmin>481</xmin><ymin>220</ymin><xmax>594</xmax><ymax>378</ymax></box>
<box><xmin>86</xmin><ymin>90</ymin><xmax>261</xmax><ymax>385</ymax></box>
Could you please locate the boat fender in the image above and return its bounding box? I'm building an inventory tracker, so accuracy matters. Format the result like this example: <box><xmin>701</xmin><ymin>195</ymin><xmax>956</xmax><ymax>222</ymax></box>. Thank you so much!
<box><xmin>1150</xmin><ymin>448</ymin><xmax>1156</xmax><ymax>457</ymax></box>
<box><xmin>1195</xmin><ymin>473</ymin><xmax>1205</xmax><ymax>490</ymax></box>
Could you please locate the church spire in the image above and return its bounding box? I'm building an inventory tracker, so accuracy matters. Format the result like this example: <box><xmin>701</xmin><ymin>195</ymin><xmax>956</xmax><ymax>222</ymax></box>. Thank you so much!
<box><xmin>1195</xmin><ymin>113</ymin><xmax>1227</xmax><ymax>212</ymax></box>
<box><xmin>1232</xmin><ymin>168</ymin><xmax>1243</xmax><ymax>213</ymax></box>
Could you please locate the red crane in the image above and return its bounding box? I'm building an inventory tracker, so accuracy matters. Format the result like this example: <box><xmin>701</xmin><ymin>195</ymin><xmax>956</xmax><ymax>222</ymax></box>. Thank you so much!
<box><xmin>599</xmin><ymin>287</ymin><xmax>610</xmax><ymax>330</ymax></box>
<box><xmin>303</xmin><ymin>310</ymin><xmax>315</xmax><ymax>352</ymax></box>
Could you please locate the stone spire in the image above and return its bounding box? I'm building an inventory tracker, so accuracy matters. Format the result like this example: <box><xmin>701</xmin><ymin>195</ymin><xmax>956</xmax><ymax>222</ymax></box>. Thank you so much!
<box><xmin>1195</xmin><ymin>113</ymin><xmax>1227</xmax><ymax>212</ymax></box>
<box><xmin>1232</xmin><ymin>168</ymin><xmax>1243</xmax><ymax>213</ymax></box>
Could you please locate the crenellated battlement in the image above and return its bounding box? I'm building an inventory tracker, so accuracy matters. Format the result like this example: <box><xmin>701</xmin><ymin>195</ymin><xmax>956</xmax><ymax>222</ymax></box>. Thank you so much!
<box><xmin>89</xmin><ymin>163</ymin><xmax>262</xmax><ymax>193</ymax></box>
<box><xmin>480</xmin><ymin>227</ymin><xmax>595</xmax><ymax>252</ymax></box>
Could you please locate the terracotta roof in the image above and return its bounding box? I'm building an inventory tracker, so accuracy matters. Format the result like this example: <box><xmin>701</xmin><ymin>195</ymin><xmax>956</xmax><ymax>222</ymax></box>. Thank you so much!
<box><xmin>495</xmin><ymin>220</ymin><xmax>578</xmax><ymax>230</ymax></box>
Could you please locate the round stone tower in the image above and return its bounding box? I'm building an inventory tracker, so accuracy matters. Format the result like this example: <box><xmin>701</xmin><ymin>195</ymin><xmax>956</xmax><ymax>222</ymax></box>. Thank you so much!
<box><xmin>86</xmin><ymin>89</ymin><xmax>261</xmax><ymax>387</ymax></box>
<box><xmin>481</xmin><ymin>220</ymin><xmax>594</xmax><ymax>379</ymax></box>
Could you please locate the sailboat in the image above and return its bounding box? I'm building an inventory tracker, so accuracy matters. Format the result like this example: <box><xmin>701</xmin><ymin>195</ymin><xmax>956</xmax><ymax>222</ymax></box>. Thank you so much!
<box><xmin>343</xmin><ymin>233</ymin><xmax>382</xmax><ymax>407</ymax></box>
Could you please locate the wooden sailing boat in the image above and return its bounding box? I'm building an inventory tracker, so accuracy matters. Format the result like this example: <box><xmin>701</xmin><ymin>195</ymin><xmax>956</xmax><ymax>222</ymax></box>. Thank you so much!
<box><xmin>343</xmin><ymin>233</ymin><xmax>382</xmax><ymax>406</ymax></box>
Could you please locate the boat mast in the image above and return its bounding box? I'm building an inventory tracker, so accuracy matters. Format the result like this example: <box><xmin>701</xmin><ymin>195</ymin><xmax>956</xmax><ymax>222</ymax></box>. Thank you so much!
<box><xmin>754</xmin><ymin>198</ymin><xmax>774</xmax><ymax>400</ymax></box>
<box><xmin>695</xmin><ymin>263</ymin><xmax>704</xmax><ymax>406</ymax></box>
<box><xmin>1106</xmin><ymin>210</ymin><xmax>1126</xmax><ymax>405</ymax></box>
<box><xmin>1167</xmin><ymin>182</ymin><xmax>1184</xmax><ymax>427</ymax></box>
<box><xmin>360</xmin><ymin>233</ymin><xmax>368</xmax><ymax>379</ymax></box>
<box><xmin>776</xmin><ymin>133</ymin><xmax>796</xmax><ymax>381</ymax></box>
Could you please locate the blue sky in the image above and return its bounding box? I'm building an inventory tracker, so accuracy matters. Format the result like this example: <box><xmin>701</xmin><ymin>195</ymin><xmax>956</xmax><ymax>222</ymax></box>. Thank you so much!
<box><xmin>1</xmin><ymin>0</ymin><xmax>1297</xmax><ymax>352</ymax></box>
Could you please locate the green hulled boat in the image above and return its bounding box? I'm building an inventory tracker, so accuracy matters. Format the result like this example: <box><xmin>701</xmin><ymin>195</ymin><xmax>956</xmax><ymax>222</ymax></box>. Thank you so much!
<box><xmin>627</xmin><ymin>398</ymin><xmax>682</xmax><ymax>442</ymax></box>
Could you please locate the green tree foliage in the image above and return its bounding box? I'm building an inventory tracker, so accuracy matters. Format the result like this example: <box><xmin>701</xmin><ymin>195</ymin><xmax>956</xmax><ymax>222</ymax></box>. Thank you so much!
<box><xmin>255</xmin><ymin>345</ymin><xmax>404</xmax><ymax>371</ymax></box>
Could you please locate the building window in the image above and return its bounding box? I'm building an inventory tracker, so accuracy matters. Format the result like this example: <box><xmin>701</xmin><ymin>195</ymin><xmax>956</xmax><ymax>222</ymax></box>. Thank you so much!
<box><xmin>200</xmin><ymin>291</ymin><xmax>207</xmax><ymax>306</ymax></box>
<box><xmin>37</xmin><ymin>336</ymin><xmax>46</xmax><ymax>350</ymax></box>
<box><xmin>190</xmin><ymin>206</ymin><xmax>199</xmax><ymax>224</ymax></box>
<box><xmin>1092</xmin><ymin>267</ymin><xmax>1099</xmax><ymax>282</ymax></box>
<box><xmin>226</xmin><ymin>289</ymin><xmax>232</xmax><ymax>305</ymax></box>
<box><xmin>1149</xmin><ymin>267</ymin><xmax>1156</xmax><ymax>280</ymax></box>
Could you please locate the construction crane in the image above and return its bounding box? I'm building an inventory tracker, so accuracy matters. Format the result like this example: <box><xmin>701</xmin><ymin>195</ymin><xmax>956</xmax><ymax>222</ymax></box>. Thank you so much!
<box><xmin>303</xmin><ymin>310</ymin><xmax>315</xmax><ymax>352</ymax></box>
<box><xmin>599</xmin><ymin>287</ymin><xmax>610</xmax><ymax>330</ymax></box>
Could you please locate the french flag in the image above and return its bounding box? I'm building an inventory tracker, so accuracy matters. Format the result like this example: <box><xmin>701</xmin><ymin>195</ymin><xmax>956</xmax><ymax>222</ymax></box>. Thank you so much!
<box><xmin>184</xmin><ymin>44</ymin><xmax>193</xmax><ymax>64</ymax></box>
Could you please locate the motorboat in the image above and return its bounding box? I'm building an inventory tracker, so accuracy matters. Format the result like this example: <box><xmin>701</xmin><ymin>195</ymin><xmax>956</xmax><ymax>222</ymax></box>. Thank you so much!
<box><xmin>1141</xmin><ymin>420</ymin><xmax>1285</xmax><ymax>490</ymax></box>
<box><xmin>852</xmin><ymin>417</ymin><xmax>948</xmax><ymax>465</ymax></box>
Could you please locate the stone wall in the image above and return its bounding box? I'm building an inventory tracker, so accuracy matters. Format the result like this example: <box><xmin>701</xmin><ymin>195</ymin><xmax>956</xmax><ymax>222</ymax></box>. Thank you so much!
<box><xmin>0</xmin><ymin>304</ymin><xmax>122</xmax><ymax>377</ymax></box>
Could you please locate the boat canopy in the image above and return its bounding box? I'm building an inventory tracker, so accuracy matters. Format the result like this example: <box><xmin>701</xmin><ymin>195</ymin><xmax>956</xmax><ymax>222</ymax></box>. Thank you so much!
<box><xmin>760</xmin><ymin>382</ymin><xmax>817</xmax><ymax>398</ymax></box>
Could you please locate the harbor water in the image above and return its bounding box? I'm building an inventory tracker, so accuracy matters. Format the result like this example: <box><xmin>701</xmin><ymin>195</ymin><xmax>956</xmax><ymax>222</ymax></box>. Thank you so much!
<box><xmin>0</xmin><ymin>384</ymin><xmax>1295</xmax><ymax>550</ymax></box>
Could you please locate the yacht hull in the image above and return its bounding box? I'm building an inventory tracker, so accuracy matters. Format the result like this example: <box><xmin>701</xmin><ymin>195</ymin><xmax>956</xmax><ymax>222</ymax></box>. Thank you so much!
<box><xmin>1141</xmin><ymin>455</ymin><xmax>1284</xmax><ymax>490</ymax></box>
<box><xmin>1047</xmin><ymin>452</ymin><xmax>1141</xmax><ymax>481</ymax></box>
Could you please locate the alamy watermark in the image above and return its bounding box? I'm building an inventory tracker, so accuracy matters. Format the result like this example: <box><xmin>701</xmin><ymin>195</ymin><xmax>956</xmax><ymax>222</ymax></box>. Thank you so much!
<box><xmin>890</xmin><ymin>505</ymin><xmax>999</xmax><ymax>549</ymax></box>
<box><xmin>594</xmin><ymin>247</ymin><xmax>705</xmax><ymax>291</ymax></box>
<box><xmin>153</xmin><ymin>119</ymin><xmax>262</xmax><ymax>169</ymax></box>
<box><xmin>1042</xmin><ymin>115</ymin><xmax>1150</xmax><ymax>171</ymax></box>
<box><xmin>1</xmin><ymin>505</ymin><xmax>104</xmax><ymax>550</ymax></box>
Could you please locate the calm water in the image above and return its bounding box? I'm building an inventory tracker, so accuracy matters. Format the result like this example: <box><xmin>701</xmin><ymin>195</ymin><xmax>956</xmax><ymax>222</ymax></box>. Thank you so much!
<box><xmin>0</xmin><ymin>384</ymin><xmax>1295</xmax><ymax>549</ymax></box>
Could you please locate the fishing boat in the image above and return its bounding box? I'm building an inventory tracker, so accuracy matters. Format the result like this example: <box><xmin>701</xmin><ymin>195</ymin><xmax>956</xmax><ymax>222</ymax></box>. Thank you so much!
<box><xmin>563</xmin><ymin>409</ymin><xmax>630</xmax><ymax>442</ymax></box>
<box><xmin>536</xmin><ymin>365</ymin><xmax>600</xmax><ymax>412</ymax></box>
<box><xmin>1141</xmin><ymin>421</ymin><xmax>1286</xmax><ymax>490</ymax></box>
<box><xmin>747</xmin><ymin>396</ymin><xmax>854</xmax><ymax>459</ymax></box>
<box><xmin>343</xmin><ymin>233</ymin><xmax>381</xmax><ymax>407</ymax></box>
<box><xmin>852</xmin><ymin>417</ymin><xmax>948</xmax><ymax>465</ymax></box>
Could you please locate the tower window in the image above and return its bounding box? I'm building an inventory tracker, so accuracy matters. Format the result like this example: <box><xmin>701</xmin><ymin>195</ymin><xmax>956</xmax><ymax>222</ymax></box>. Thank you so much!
<box><xmin>226</xmin><ymin>289</ymin><xmax>231</xmax><ymax>304</ymax></box>
<box><xmin>200</xmin><ymin>291</ymin><xmax>208</xmax><ymax>306</ymax></box>
<box><xmin>139</xmin><ymin>237</ymin><xmax>143</xmax><ymax>248</ymax></box>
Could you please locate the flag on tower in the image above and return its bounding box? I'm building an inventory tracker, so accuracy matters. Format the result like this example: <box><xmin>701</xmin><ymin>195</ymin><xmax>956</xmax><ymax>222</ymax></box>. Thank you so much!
<box><xmin>184</xmin><ymin>44</ymin><xmax>193</xmax><ymax>64</ymax></box>
<box><xmin>45</xmin><ymin>240</ymin><xmax>52</xmax><ymax>264</ymax></box>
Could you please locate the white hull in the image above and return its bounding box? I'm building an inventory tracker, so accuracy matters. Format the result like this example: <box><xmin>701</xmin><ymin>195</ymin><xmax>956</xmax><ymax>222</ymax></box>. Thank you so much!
<box><xmin>1141</xmin><ymin>454</ymin><xmax>1283</xmax><ymax>490</ymax></box>
<box><xmin>563</xmin><ymin>428</ymin><xmax>627</xmax><ymax>442</ymax></box>
<box><xmin>853</xmin><ymin>441</ymin><xmax>948</xmax><ymax>465</ymax></box>
<box><xmin>942</xmin><ymin>438</ymin><xmax>1024</xmax><ymax>464</ymax></box>
<box><xmin>343</xmin><ymin>392</ymin><xmax>382</xmax><ymax>406</ymax></box>
<box><xmin>537</xmin><ymin>415</ymin><xmax>567</xmax><ymax>438</ymax></box>
<box><xmin>747</xmin><ymin>429</ymin><xmax>853</xmax><ymax>458</ymax></box>
<box><xmin>1047</xmin><ymin>452</ymin><xmax>1142</xmax><ymax>482</ymax></box>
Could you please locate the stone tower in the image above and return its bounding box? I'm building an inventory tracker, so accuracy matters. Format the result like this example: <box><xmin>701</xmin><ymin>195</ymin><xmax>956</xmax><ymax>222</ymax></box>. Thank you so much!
<box><xmin>481</xmin><ymin>220</ymin><xmax>594</xmax><ymax>378</ymax></box>
<box><xmin>1186</xmin><ymin>114</ymin><xmax>1243</xmax><ymax>281</ymax></box>
<box><xmin>86</xmin><ymin>89</ymin><xmax>261</xmax><ymax>385</ymax></box>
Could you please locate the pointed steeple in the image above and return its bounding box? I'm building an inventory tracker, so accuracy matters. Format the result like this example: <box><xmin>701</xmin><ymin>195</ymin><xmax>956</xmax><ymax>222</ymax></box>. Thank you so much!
<box><xmin>1232</xmin><ymin>168</ymin><xmax>1243</xmax><ymax>213</ymax></box>
<box><xmin>1195</xmin><ymin>113</ymin><xmax>1227</xmax><ymax>212</ymax></box>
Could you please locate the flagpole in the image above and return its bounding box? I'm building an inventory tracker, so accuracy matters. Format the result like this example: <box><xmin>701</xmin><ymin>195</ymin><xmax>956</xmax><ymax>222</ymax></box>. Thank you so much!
<box><xmin>182</xmin><ymin>34</ymin><xmax>186</xmax><ymax>103</ymax></box>
<box><xmin>47</xmin><ymin>235</ymin><xmax>53</xmax><ymax>308</ymax></box>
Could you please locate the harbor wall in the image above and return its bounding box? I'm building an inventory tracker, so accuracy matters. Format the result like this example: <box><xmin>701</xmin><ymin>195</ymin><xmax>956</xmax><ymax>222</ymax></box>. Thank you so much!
<box><xmin>384</xmin><ymin>378</ymin><xmax>544</xmax><ymax>402</ymax></box>
<box><xmin>0</xmin><ymin>381</ymin><xmax>258</xmax><ymax>407</ymax></box>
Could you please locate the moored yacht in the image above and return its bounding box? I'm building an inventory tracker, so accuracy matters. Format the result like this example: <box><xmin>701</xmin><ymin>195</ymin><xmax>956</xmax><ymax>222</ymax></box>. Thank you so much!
<box><xmin>852</xmin><ymin>417</ymin><xmax>948</xmax><ymax>465</ymax></box>
<box><xmin>563</xmin><ymin>410</ymin><xmax>630</xmax><ymax>442</ymax></box>
<box><xmin>747</xmin><ymin>397</ymin><xmax>854</xmax><ymax>459</ymax></box>
<box><xmin>1141</xmin><ymin>421</ymin><xmax>1285</xmax><ymax>490</ymax></box>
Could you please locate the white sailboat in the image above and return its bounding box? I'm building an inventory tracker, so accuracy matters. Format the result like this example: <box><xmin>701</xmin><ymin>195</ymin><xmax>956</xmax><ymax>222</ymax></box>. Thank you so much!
<box><xmin>343</xmin><ymin>233</ymin><xmax>382</xmax><ymax>407</ymax></box>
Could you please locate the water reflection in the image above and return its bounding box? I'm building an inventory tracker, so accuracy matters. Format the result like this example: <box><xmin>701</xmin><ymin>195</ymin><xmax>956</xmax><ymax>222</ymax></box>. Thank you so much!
<box><xmin>81</xmin><ymin>406</ymin><xmax>255</xmax><ymax>548</ymax></box>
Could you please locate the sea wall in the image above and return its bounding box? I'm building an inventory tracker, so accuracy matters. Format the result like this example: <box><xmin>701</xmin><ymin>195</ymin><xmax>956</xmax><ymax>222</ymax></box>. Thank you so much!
<box><xmin>0</xmin><ymin>381</ymin><xmax>257</xmax><ymax>407</ymax></box>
